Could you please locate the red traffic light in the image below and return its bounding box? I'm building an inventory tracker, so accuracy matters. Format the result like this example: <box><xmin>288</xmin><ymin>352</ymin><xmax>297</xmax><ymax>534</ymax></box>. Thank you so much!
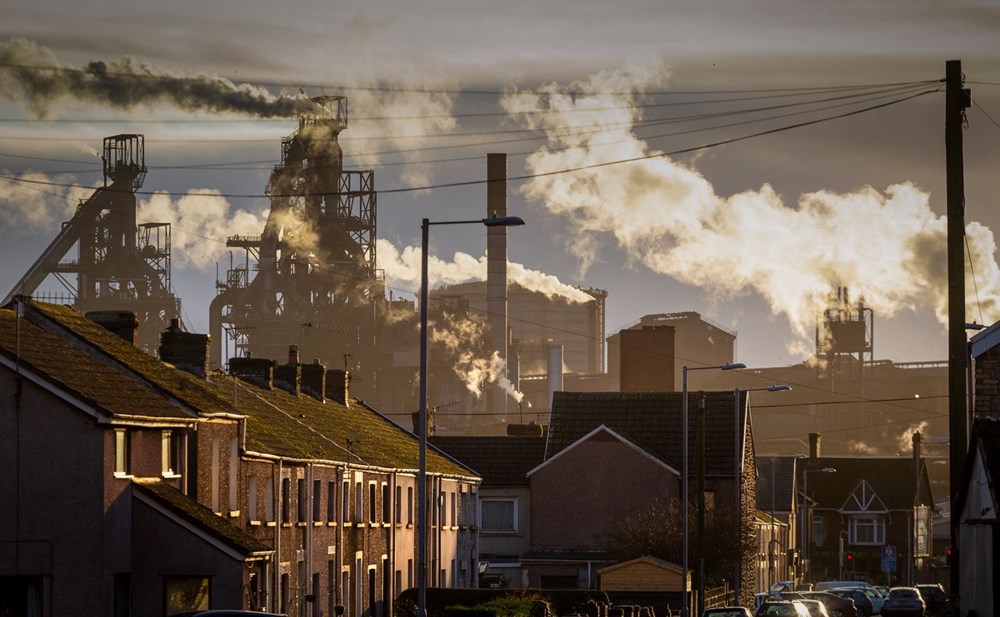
<box><xmin>846</xmin><ymin>551</ymin><xmax>854</xmax><ymax>562</ymax></box>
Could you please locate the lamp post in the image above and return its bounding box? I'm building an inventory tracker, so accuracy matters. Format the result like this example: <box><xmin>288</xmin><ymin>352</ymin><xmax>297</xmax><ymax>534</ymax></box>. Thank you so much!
<box><xmin>733</xmin><ymin>385</ymin><xmax>789</xmax><ymax>604</ymax></box>
<box><xmin>681</xmin><ymin>362</ymin><xmax>744</xmax><ymax>617</ymax></box>
<box><xmin>418</xmin><ymin>215</ymin><xmax>524</xmax><ymax>617</ymax></box>
<box><xmin>802</xmin><ymin>466</ymin><xmax>836</xmax><ymax>583</ymax></box>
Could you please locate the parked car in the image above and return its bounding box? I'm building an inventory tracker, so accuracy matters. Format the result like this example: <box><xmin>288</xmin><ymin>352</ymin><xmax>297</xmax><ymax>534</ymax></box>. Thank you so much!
<box><xmin>791</xmin><ymin>599</ymin><xmax>830</xmax><ymax>617</ymax></box>
<box><xmin>855</xmin><ymin>587</ymin><xmax>884</xmax><ymax>615</ymax></box>
<box><xmin>826</xmin><ymin>589</ymin><xmax>873</xmax><ymax>617</ymax></box>
<box><xmin>880</xmin><ymin>587</ymin><xmax>925</xmax><ymax>617</ymax></box>
<box><xmin>913</xmin><ymin>584</ymin><xmax>948</xmax><ymax>617</ymax></box>
<box><xmin>703</xmin><ymin>608</ymin><xmax>753</xmax><ymax>617</ymax></box>
<box><xmin>755</xmin><ymin>601</ymin><xmax>810</xmax><ymax>617</ymax></box>
<box><xmin>799</xmin><ymin>591</ymin><xmax>859</xmax><ymax>617</ymax></box>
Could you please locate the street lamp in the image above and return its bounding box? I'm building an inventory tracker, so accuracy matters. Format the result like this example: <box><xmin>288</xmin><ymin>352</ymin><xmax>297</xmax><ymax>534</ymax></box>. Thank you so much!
<box><xmin>418</xmin><ymin>215</ymin><xmax>524</xmax><ymax>617</ymax></box>
<box><xmin>802</xmin><ymin>466</ymin><xmax>836</xmax><ymax>583</ymax></box>
<box><xmin>681</xmin><ymin>362</ymin><xmax>744</xmax><ymax>617</ymax></box>
<box><xmin>733</xmin><ymin>384</ymin><xmax>789</xmax><ymax>604</ymax></box>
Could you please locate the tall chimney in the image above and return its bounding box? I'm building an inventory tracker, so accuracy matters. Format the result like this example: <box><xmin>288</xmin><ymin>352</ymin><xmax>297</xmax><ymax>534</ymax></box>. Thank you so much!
<box><xmin>326</xmin><ymin>369</ymin><xmax>350</xmax><ymax>407</ymax></box>
<box><xmin>809</xmin><ymin>433</ymin><xmax>821</xmax><ymax>459</ymax></box>
<box><xmin>486</xmin><ymin>153</ymin><xmax>508</xmax><ymax>418</ymax></box>
<box><xmin>547</xmin><ymin>343</ymin><xmax>564</xmax><ymax>413</ymax></box>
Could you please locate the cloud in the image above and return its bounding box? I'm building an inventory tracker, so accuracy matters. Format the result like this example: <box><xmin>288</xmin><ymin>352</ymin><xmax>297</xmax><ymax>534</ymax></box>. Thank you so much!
<box><xmin>136</xmin><ymin>190</ymin><xmax>267</xmax><ymax>269</ymax></box>
<box><xmin>501</xmin><ymin>66</ymin><xmax>1000</xmax><ymax>354</ymax></box>
<box><xmin>376</xmin><ymin>238</ymin><xmax>592</xmax><ymax>302</ymax></box>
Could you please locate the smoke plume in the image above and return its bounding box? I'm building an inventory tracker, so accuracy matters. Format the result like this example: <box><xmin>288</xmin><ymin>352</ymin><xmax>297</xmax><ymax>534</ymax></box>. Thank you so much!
<box><xmin>0</xmin><ymin>170</ymin><xmax>93</xmax><ymax>229</ymax></box>
<box><xmin>899</xmin><ymin>421</ymin><xmax>929</xmax><ymax>454</ymax></box>
<box><xmin>501</xmin><ymin>68</ymin><xmax>1000</xmax><ymax>354</ymax></box>
<box><xmin>376</xmin><ymin>238</ymin><xmax>593</xmax><ymax>303</ymax></box>
<box><xmin>137</xmin><ymin>191</ymin><xmax>267</xmax><ymax>269</ymax></box>
<box><xmin>0</xmin><ymin>38</ymin><xmax>319</xmax><ymax>118</ymax></box>
<box><xmin>430</xmin><ymin>310</ymin><xmax>527</xmax><ymax>402</ymax></box>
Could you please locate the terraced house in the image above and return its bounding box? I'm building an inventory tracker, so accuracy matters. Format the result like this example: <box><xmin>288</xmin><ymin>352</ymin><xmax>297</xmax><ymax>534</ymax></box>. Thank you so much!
<box><xmin>0</xmin><ymin>299</ymin><xmax>480</xmax><ymax>617</ymax></box>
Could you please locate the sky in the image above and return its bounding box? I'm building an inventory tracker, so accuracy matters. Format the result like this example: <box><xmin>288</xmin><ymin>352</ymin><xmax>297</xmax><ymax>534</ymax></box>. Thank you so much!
<box><xmin>1</xmin><ymin>0</ymin><xmax>1000</xmax><ymax>370</ymax></box>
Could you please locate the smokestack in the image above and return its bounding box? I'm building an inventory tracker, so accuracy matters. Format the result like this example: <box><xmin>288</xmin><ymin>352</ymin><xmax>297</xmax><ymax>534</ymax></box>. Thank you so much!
<box><xmin>912</xmin><ymin>430</ymin><xmax>922</xmax><ymax>462</ymax></box>
<box><xmin>809</xmin><ymin>433</ymin><xmax>821</xmax><ymax>459</ymax></box>
<box><xmin>547</xmin><ymin>343</ymin><xmax>564</xmax><ymax>412</ymax></box>
<box><xmin>486</xmin><ymin>153</ymin><xmax>509</xmax><ymax>418</ymax></box>
<box><xmin>288</xmin><ymin>344</ymin><xmax>300</xmax><ymax>365</ymax></box>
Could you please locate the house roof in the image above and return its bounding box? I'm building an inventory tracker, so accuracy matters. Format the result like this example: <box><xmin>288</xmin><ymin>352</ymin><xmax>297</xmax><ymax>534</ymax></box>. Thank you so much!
<box><xmin>756</xmin><ymin>455</ymin><xmax>799</xmax><ymax>513</ymax></box>
<box><xmin>546</xmin><ymin>390</ymin><xmax>748</xmax><ymax>475</ymax></box>
<box><xmin>528</xmin><ymin>424</ymin><xmax>680</xmax><ymax>478</ymax></box>
<box><xmin>9</xmin><ymin>300</ymin><xmax>476</xmax><ymax>477</ymax></box>
<box><xmin>429</xmin><ymin>435</ymin><xmax>546</xmax><ymax>486</ymax></box>
<box><xmin>597</xmin><ymin>555</ymin><xmax>682</xmax><ymax>575</ymax></box>
<box><xmin>802</xmin><ymin>456</ymin><xmax>933</xmax><ymax>511</ymax></box>
<box><xmin>132</xmin><ymin>478</ymin><xmax>270</xmax><ymax>556</ymax></box>
<box><xmin>0</xmin><ymin>307</ymin><xmax>194</xmax><ymax>422</ymax></box>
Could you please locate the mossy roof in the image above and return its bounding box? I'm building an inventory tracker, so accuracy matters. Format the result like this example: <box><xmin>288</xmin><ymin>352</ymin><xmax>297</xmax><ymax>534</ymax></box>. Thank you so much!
<box><xmin>0</xmin><ymin>307</ymin><xmax>193</xmax><ymax>421</ymax></box>
<box><xmin>133</xmin><ymin>478</ymin><xmax>270</xmax><ymax>555</ymax></box>
<box><xmin>17</xmin><ymin>301</ymin><xmax>475</xmax><ymax>477</ymax></box>
<box><xmin>205</xmin><ymin>375</ymin><xmax>475</xmax><ymax>476</ymax></box>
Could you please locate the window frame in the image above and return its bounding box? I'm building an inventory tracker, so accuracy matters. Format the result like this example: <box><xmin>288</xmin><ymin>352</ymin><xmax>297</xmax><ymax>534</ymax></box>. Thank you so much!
<box><xmin>479</xmin><ymin>497</ymin><xmax>518</xmax><ymax>533</ymax></box>
<box><xmin>849</xmin><ymin>515</ymin><xmax>885</xmax><ymax>545</ymax></box>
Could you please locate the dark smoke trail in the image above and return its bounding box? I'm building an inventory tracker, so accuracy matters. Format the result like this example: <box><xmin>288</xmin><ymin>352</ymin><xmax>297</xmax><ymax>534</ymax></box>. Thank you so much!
<box><xmin>0</xmin><ymin>38</ymin><xmax>319</xmax><ymax>118</ymax></box>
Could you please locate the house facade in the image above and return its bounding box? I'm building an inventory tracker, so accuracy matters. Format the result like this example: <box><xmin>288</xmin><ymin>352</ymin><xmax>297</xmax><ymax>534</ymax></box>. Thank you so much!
<box><xmin>0</xmin><ymin>299</ymin><xmax>480</xmax><ymax>616</ymax></box>
<box><xmin>524</xmin><ymin>390</ymin><xmax>758</xmax><ymax>608</ymax></box>
<box><xmin>799</xmin><ymin>435</ymin><xmax>934</xmax><ymax>586</ymax></box>
<box><xmin>956</xmin><ymin>417</ymin><xmax>1000</xmax><ymax>616</ymax></box>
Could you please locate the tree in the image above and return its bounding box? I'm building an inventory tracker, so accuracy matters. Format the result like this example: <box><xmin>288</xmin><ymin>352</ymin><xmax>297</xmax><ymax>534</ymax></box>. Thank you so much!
<box><xmin>609</xmin><ymin>496</ymin><xmax>755</xmax><ymax>587</ymax></box>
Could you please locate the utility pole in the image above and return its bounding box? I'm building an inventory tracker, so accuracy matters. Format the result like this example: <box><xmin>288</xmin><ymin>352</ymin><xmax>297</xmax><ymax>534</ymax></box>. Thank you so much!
<box><xmin>696</xmin><ymin>395</ymin><xmax>706</xmax><ymax>617</ymax></box>
<box><xmin>945</xmin><ymin>59</ymin><xmax>971</xmax><ymax>600</ymax></box>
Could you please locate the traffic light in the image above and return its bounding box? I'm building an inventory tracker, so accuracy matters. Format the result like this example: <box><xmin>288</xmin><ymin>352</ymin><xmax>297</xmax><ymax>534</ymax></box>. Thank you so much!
<box><xmin>845</xmin><ymin>551</ymin><xmax>854</xmax><ymax>566</ymax></box>
<box><xmin>945</xmin><ymin>546</ymin><xmax>953</xmax><ymax>566</ymax></box>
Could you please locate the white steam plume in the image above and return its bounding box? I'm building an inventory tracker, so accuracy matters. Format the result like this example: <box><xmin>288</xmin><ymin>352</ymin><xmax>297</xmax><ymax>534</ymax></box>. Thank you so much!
<box><xmin>344</xmin><ymin>88</ymin><xmax>458</xmax><ymax>186</ymax></box>
<box><xmin>0</xmin><ymin>170</ymin><xmax>92</xmax><ymax>230</ymax></box>
<box><xmin>899</xmin><ymin>421</ymin><xmax>929</xmax><ymax>454</ymax></box>
<box><xmin>376</xmin><ymin>238</ymin><xmax>592</xmax><ymax>303</ymax></box>
<box><xmin>501</xmin><ymin>67</ymin><xmax>1000</xmax><ymax>355</ymax></box>
<box><xmin>429</xmin><ymin>311</ymin><xmax>527</xmax><ymax>403</ymax></box>
<box><xmin>137</xmin><ymin>191</ymin><xmax>267</xmax><ymax>269</ymax></box>
<box><xmin>0</xmin><ymin>38</ymin><xmax>320</xmax><ymax>118</ymax></box>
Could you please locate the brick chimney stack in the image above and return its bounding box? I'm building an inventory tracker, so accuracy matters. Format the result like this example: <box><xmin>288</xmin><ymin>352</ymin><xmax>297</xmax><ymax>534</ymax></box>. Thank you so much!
<box><xmin>809</xmin><ymin>433</ymin><xmax>821</xmax><ymax>459</ymax></box>
<box><xmin>159</xmin><ymin>318</ymin><xmax>210</xmax><ymax>378</ymax></box>
<box><xmin>326</xmin><ymin>370</ymin><xmax>350</xmax><ymax>407</ymax></box>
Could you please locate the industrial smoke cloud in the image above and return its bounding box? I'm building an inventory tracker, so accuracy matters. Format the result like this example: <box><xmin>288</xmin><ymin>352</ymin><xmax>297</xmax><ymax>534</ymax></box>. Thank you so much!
<box><xmin>376</xmin><ymin>238</ymin><xmax>593</xmax><ymax>303</ymax></box>
<box><xmin>0</xmin><ymin>38</ymin><xmax>318</xmax><ymax>118</ymax></box>
<box><xmin>501</xmin><ymin>67</ymin><xmax>1000</xmax><ymax>355</ymax></box>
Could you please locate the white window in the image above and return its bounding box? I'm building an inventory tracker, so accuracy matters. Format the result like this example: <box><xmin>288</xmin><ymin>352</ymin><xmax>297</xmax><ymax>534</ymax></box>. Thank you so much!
<box><xmin>161</xmin><ymin>431</ymin><xmax>176</xmax><ymax>476</ymax></box>
<box><xmin>480</xmin><ymin>498</ymin><xmax>517</xmax><ymax>532</ymax></box>
<box><xmin>114</xmin><ymin>429</ymin><xmax>130</xmax><ymax>476</ymax></box>
<box><xmin>849</xmin><ymin>515</ymin><xmax>885</xmax><ymax>545</ymax></box>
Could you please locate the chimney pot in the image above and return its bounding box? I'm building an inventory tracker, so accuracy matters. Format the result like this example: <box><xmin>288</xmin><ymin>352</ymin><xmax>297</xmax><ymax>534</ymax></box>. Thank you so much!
<box><xmin>809</xmin><ymin>433</ymin><xmax>821</xmax><ymax>459</ymax></box>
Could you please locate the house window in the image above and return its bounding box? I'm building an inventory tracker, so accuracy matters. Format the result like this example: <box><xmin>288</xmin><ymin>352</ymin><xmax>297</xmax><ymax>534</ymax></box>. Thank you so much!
<box><xmin>355</xmin><ymin>482</ymin><xmax>363</xmax><ymax>522</ymax></box>
<box><xmin>264</xmin><ymin>476</ymin><xmax>275</xmax><ymax>522</ymax></box>
<box><xmin>282</xmin><ymin>478</ymin><xmax>291</xmax><ymax>522</ymax></box>
<box><xmin>450</xmin><ymin>492</ymin><xmax>456</xmax><ymax>526</ymax></box>
<box><xmin>114</xmin><ymin>429</ymin><xmax>130</xmax><ymax>476</ymax></box>
<box><xmin>228</xmin><ymin>437</ymin><xmax>239</xmax><ymax>511</ymax></box>
<box><xmin>328</xmin><ymin>482</ymin><xmax>336</xmax><ymax>522</ymax></box>
<box><xmin>164</xmin><ymin>576</ymin><xmax>210</xmax><ymax>614</ymax></box>
<box><xmin>849</xmin><ymin>515</ymin><xmax>885</xmax><ymax>545</ymax></box>
<box><xmin>298</xmin><ymin>479</ymin><xmax>308</xmax><ymax>522</ymax></box>
<box><xmin>368</xmin><ymin>482</ymin><xmax>377</xmax><ymax>523</ymax></box>
<box><xmin>343</xmin><ymin>480</ymin><xmax>351</xmax><ymax>522</ymax></box>
<box><xmin>812</xmin><ymin>514</ymin><xmax>826</xmax><ymax>547</ymax></box>
<box><xmin>395</xmin><ymin>486</ymin><xmax>402</xmax><ymax>524</ymax></box>
<box><xmin>314</xmin><ymin>479</ymin><xmax>323</xmax><ymax>521</ymax></box>
<box><xmin>382</xmin><ymin>483</ymin><xmax>391</xmax><ymax>523</ymax></box>
<box><xmin>161</xmin><ymin>430</ymin><xmax>180</xmax><ymax>476</ymax></box>
<box><xmin>248</xmin><ymin>476</ymin><xmax>259</xmax><ymax>521</ymax></box>
<box><xmin>480</xmin><ymin>498</ymin><xmax>517</xmax><ymax>532</ymax></box>
<box><xmin>407</xmin><ymin>487</ymin><xmax>414</xmax><ymax>524</ymax></box>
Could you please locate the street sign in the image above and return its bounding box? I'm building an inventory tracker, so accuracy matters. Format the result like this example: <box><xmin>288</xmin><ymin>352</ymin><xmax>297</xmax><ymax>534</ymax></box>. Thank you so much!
<box><xmin>881</xmin><ymin>545</ymin><xmax>897</xmax><ymax>572</ymax></box>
